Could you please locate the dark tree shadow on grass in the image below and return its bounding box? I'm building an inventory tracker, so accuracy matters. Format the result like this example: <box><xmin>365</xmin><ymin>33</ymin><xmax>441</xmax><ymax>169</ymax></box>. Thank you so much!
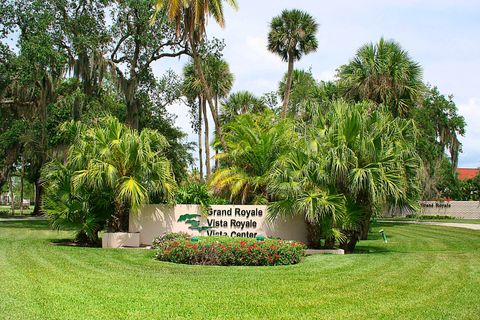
<box><xmin>0</xmin><ymin>219</ymin><xmax>50</xmax><ymax>230</ymax></box>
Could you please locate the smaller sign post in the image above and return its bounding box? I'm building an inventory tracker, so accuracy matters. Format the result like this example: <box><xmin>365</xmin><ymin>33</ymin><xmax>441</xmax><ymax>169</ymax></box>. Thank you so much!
<box><xmin>379</xmin><ymin>229</ymin><xmax>388</xmax><ymax>243</ymax></box>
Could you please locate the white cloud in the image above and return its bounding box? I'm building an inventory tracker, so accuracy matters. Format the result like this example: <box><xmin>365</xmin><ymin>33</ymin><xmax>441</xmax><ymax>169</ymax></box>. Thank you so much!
<box><xmin>458</xmin><ymin>98</ymin><xmax>480</xmax><ymax>168</ymax></box>
<box><xmin>316</xmin><ymin>70</ymin><xmax>336</xmax><ymax>82</ymax></box>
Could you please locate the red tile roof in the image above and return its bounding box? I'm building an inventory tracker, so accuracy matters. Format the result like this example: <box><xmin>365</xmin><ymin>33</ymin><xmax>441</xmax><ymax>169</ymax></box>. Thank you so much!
<box><xmin>456</xmin><ymin>168</ymin><xmax>480</xmax><ymax>180</ymax></box>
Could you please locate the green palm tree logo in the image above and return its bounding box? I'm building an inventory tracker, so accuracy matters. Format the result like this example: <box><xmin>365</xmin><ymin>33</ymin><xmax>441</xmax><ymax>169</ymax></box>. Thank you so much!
<box><xmin>178</xmin><ymin>214</ymin><xmax>214</xmax><ymax>233</ymax></box>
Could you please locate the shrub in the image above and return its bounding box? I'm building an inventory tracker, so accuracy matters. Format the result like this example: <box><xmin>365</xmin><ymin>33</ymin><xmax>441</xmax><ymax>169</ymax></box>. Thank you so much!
<box><xmin>405</xmin><ymin>214</ymin><xmax>455</xmax><ymax>220</ymax></box>
<box><xmin>154</xmin><ymin>236</ymin><xmax>306</xmax><ymax>266</ymax></box>
<box><xmin>152</xmin><ymin>232</ymin><xmax>191</xmax><ymax>249</ymax></box>
<box><xmin>418</xmin><ymin>214</ymin><xmax>455</xmax><ymax>220</ymax></box>
<box><xmin>175</xmin><ymin>182</ymin><xmax>229</xmax><ymax>214</ymax></box>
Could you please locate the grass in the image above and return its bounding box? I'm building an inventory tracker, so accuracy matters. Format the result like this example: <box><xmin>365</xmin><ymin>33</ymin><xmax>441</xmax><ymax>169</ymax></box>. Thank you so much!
<box><xmin>379</xmin><ymin>217</ymin><xmax>480</xmax><ymax>224</ymax></box>
<box><xmin>1</xmin><ymin>220</ymin><xmax>479</xmax><ymax>319</ymax></box>
<box><xmin>0</xmin><ymin>204</ymin><xmax>34</xmax><ymax>216</ymax></box>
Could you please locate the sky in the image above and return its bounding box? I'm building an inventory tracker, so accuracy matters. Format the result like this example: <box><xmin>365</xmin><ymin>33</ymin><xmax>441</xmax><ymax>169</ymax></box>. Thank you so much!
<box><xmin>154</xmin><ymin>0</ymin><xmax>480</xmax><ymax>168</ymax></box>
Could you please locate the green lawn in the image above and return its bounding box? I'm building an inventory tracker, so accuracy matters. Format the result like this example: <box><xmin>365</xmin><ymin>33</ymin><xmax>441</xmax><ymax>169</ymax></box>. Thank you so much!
<box><xmin>0</xmin><ymin>205</ymin><xmax>34</xmax><ymax>216</ymax></box>
<box><xmin>1</xmin><ymin>220</ymin><xmax>479</xmax><ymax>319</ymax></box>
<box><xmin>379</xmin><ymin>217</ymin><xmax>480</xmax><ymax>224</ymax></box>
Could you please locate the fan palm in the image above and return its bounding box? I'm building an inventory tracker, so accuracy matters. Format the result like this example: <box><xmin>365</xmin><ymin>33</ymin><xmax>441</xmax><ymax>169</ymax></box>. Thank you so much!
<box><xmin>42</xmin><ymin>161</ymin><xmax>113</xmax><ymax>245</ymax></box>
<box><xmin>278</xmin><ymin>69</ymin><xmax>318</xmax><ymax>116</ymax></box>
<box><xmin>183</xmin><ymin>56</ymin><xmax>234</xmax><ymax>179</ymax></box>
<box><xmin>64</xmin><ymin>116</ymin><xmax>176</xmax><ymax>232</ymax></box>
<box><xmin>268</xmin><ymin>9</ymin><xmax>319</xmax><ymax>118</ymax></box>
<box><xmin>220</xmin><ymin>91</ymin><xmax>265</xmax><ymax>123</ymax></box>
<box><xmin>209</xmin><ymin>110</ymin><xmax>293</xmax><ymax>204</ymax></box>
<box><xmin>337</xmin><ymin>38</ymin><xmax>425</xmax><ymax>118</ymax></box>
<box><xmin>268</xmin><ymin>100</ymin><xmax>421</xmax><ymax>251</ymax></box>
<box><xmin>204</xmin><ymin>55</ymin><xmax>234</xmax><ymax>115</ymax></box>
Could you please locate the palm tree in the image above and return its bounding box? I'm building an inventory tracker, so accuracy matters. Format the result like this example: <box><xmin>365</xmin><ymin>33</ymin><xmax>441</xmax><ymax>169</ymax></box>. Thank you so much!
<box><xmin>209</xmin><ymin>110</ymin><xmax>293</xmax><ymax>204</ymax></box>
<box><xmin>64</xmin><ymin>117</ymin><xmax>176</xmax><ymax>232</ymax></box>
<box><xmin>183</xmin><ymin>56</ymin><xmax>234</xmax><ymax>179</ymax></box>
<box><xmin>42</xmin><ymin>161</ymin><xmax>113</xmax><ymax>245</ymax></box>
<box><xmin>278</xmin><ymin>69</ymin><xmax>318</xmax><ymax>116</ymax></box>
<box><xmin>183</xmin><ymin>62</ymin><xmax>205</xmax><ymax>179</ymax></box>
<box><xmin>203</xmin><ymin>55</ymin><xmax>234</xmax><ymax>171</ymax></box>
<box><xmin>268</xmin><ymin>142</ymin><xmax>348</xmax><ymax>249</ymax></box>
<box><xmin>268</xmin><ymin>101</ymin><xmax>421</xmax><ymax>251</ymax></box>
<box><xmin>153</xmin><ymin>0</ymin><xmax>238</xmax><ymax>150</ymax></box>
<box><xmin>204</xmin><ymin>55</ymin><xmax>234</xmax><ymax>119</ymax></box>
<box><xmin>337</xmin><ymin>38</ymin><xmax>425</xmax><ymax>118</ymax></box>
<box><xmin>220</xmin><ymin>91</ymin><xmax>265</xmax><ymax>123</ymax></box>
<box><xmin>267</xmin><ymin>9</ymin><xmax>319</xmax><ymax>118</ymax></box>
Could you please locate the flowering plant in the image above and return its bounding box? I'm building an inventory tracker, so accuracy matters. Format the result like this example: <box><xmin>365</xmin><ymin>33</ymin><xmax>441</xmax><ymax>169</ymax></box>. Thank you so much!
<box><xmin>154</xmin><ymin>236</ymin><xmax>306</xmax><ymax>266</ymax></box>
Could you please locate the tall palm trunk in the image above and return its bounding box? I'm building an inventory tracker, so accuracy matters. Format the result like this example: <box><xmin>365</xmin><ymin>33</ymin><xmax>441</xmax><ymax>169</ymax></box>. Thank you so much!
<box><xmin>190</xmin><ymin>41</ymin><xmax>227</xmax><ymax>151</ymax></box>
<box><xmin>32</xmin><ymin>75</ymin><xmax>52</xmax><ymax>216</ymax></box>
<box><xmin>9</xmin><ymin>175</ymin><xmax>14</xmax><ymax>215</ymax></box>
<box><xmin>214</xmin><ymin>95</ymin><xmax>220</xmax><ymax>170</ymax></box>
<box><xmin>202</xmin><ymin>96</ymin><xmax>211</xmax><ymax>179</ymax></box>
<box><xmin>198</xmin><ymin>96</ymin><xmax>204</xmax><ymax>181</ymax></box>
<box><xmin>281</xmin><ymin>54</ymin><xmax>295</xmax><ymax>118</ymax></box>
<box><xmin>20</xmin><ymin>155</ymin><xmax>24</xmax><ymax>215</ymax></box>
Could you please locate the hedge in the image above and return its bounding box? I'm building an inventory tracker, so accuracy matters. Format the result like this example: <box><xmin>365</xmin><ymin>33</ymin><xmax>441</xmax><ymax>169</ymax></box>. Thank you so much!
<box><xmin>153</xmin><ymin>235</ymin><xmax>306</xmax><ymax>266</ymax></box>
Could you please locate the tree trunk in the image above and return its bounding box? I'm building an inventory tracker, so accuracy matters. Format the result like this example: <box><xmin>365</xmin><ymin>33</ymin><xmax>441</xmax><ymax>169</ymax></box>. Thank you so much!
<box><xmin>32</xmin><ymin>178</ymin><xmax>43</xmax><ymax>216</ymax></box>
<box><xmin>124</xmin><ymin>78</ymin><xmax>140</xmax><ymax>130</ymax></box>
<box><xmin>20</xmin><ymin>155</ymin><xmax>24</xmax><ymax>215</ymax></box>
<box><xmin>75</xmin><ymin>227</ymin><xmax>101</xmax><ymax>247</ymax></box>
<box><xmin>9</xmin><ymin>175</ymin><xmax>14</xmax><ymax>215</ymax></box>
<box><xmin>359</xmin><ymin>213</ymin><xmax>372</xmax><ymax>240</ymax></box>
<box><xmin>214</xmin><ymin>95</ymin><xmax>219</xmax><ymax>170</ymax></box>
<box><xmin>107</xmin><ymin>200</ymin><xmax>129</xmax><ymax>232</ymax></box>
<box><xmin>305</xmin><ymin>220</ymin><xmax>322</xmax><ymax>249</ymax></box>
<box><xmin>198</xmin><ymin>97</ymin><xmax>204</xmax><ymax>181</ymax></box>
<box><xmin>339</xmin><ymin>232</ymin><xmax>360</xmax><ymax>253</ymax></box>
<box><xmin>190</xmin><ymin>42</ymin><xmax>227</xmax><ymax>151</ymax></box>
<box><xmin>72</xmin><ymin>94</ymin><xmax>82</xmax><ymax>121</ymax></box>
<box><xmin>126</xmin><ymin>98</ymin><xmax>139</xmax><ymax>130</ymax></box>
<box><xmin>324</xmin><ymin>237</ymin><xmax>336</xmax><ymax>249</ymax></box>
<box><xmin>203</xmin><ymin>96</ymin><xmax>211</xmax><ymax>179</ymax></box>
<box><xmin>281</xmin><ymin>54</ymin><xmax>295</xmax><ymax>118</ymax></box>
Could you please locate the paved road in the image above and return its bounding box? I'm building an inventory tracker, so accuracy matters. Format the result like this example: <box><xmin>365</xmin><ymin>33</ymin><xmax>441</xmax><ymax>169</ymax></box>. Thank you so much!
<box><xmin>380</xmin><ymin>220</ymin><xmax>480</xmax><ymax>230</ymax></box>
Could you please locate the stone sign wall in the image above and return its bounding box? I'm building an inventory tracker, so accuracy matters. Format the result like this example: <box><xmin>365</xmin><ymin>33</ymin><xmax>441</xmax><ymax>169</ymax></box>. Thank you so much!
<box><xmin>386</xmin><ymin>201</ymin><xmax>480</xmax><ymax>219</ymax></box>
<box><xmin>129</xmin><ymin>204</ymin><xmax>308</xmax><ymax>246</ymax></box>
<box><xmin>418</xmin><ymin>201</ymin><xmax>480</xmax><ymax>218</ymax></box>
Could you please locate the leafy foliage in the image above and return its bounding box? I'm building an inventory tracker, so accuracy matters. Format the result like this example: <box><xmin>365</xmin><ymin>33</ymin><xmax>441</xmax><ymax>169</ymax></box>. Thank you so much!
<box><xmin>210</xmin><ymin>110</ymin><xmax>294</xmax><ymax>204</ymax></box>
<box><xmin>267</xmin><ymin>9</ymin><xmax>319</xmax><ymax>63</ymax></box>
<box><xmin>42</xmin><ymin>116</ymin><xmax>177</xmax><ymax>239</ymax></box>
<box><xmin>152</xmin><ymin>232</ymin><xmax>191</xmax><ymax>249</ymax></box>
<box><xmin>338</xmin><ymin>38</ymin><xmax>424</xmax><ymax>118</ymax></box>
<box><xmin>268</xmin><ymin>9</ymin><xmax>319</xmax><ymax>117</ymax></box>
<box><xmin>413</xmin><ymin>86</ymin><xmax>466</xmax><ymax>199</ymax></box>
<box><xmin>42</xmin><ymin>161</ymin><xmax>112</xmax><ymax>245</ymax></box>
<box><xmin>154</xmin><ymin>236</ymin><xmax>306</xmax><ymax>266</ymax></box>
<box><xmin>220</xmin><ymin>91</ymin><xmax>265</xmax><ymax>123</ymax></box>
